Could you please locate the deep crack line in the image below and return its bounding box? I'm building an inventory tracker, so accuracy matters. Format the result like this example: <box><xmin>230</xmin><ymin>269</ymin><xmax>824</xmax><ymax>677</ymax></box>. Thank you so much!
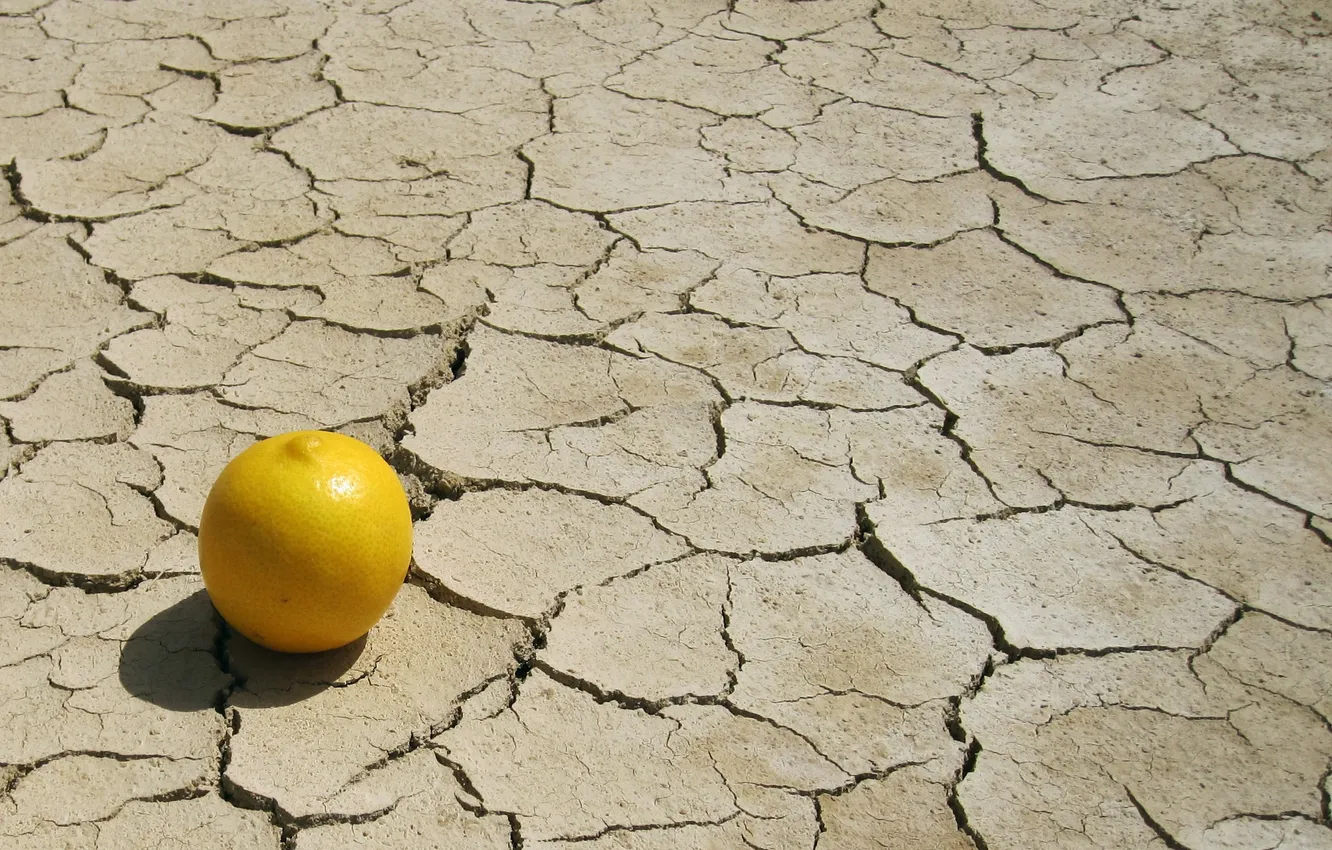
<box><xmin>945</xmin><ymin>739</ymin><xmax>992</xmax><ymax>850</ymax></box>
<box><xmin>1125</xmin><ymin>786</ymin><xmax>1192</xmax><ymax>850</ymax></box>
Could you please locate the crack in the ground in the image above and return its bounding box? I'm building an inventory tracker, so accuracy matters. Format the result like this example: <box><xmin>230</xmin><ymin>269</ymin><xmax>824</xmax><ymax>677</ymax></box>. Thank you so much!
<box><xmin>972</xmin><ymin>111</ymin><xmax>1046</xmax><ymax>202</ymax></box>
<box><xmin>946</xmin><ymin>739</ymin><xmax>991</xmax><ymax>850</ymax></box>
<box><xmin>1125</xmin><ymin>785</ymin><xmax>1192</xmax><ymax>850</ymax></box>
<box><xmin>2</xmin><ymin>555</ymin><xmax>155</xmax><ymax>594</ymax></box>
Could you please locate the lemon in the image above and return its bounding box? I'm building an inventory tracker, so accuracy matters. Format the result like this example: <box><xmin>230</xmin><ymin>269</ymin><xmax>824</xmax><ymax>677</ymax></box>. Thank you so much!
<box><xmin>198</xmin><ymin>431</ymin><xmax>412</xmax><ymax>653</ymax></box>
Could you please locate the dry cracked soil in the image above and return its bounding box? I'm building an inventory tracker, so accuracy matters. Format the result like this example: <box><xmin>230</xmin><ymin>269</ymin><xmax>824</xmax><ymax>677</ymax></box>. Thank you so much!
<box><xmin>1</xmin><ymin>0</ymin><xmax>1331</xmax><ymax>848</ymax></box>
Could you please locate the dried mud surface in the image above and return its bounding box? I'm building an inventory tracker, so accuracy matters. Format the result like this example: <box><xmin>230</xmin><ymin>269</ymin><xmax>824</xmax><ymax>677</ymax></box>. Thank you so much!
<box><xmin>2</xmin><ymin>0</ymin><xmax>1331</xmax><ymax>847</ymax></box>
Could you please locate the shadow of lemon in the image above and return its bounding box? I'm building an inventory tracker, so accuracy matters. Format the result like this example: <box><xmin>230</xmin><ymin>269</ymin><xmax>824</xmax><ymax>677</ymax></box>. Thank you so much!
<box><xmin>119</xmin><ymin>589</ymin><xmax>367</xmax><ymax>711</ymax></box>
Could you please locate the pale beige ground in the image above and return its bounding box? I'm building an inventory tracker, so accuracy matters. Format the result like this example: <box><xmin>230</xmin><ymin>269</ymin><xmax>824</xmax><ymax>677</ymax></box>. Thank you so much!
<box><xmin>1</xmin><ymin>0</ymin><xmax>1331</xmax><ymax>848</ymax></box>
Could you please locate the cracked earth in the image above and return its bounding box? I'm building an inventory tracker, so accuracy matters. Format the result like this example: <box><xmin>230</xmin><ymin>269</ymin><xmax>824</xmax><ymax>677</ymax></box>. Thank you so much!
<box><xmin>1</xmin><ymin>0</ymin><xmax>1331</xmax><ymax>847</ymax></box>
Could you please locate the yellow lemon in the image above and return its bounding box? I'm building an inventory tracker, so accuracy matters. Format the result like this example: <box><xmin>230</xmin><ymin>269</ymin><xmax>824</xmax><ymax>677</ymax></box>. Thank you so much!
<box><xmin>198</xmin><ymin>431</ymin><xmax>412</xmax><ymax>653</ymax></box>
